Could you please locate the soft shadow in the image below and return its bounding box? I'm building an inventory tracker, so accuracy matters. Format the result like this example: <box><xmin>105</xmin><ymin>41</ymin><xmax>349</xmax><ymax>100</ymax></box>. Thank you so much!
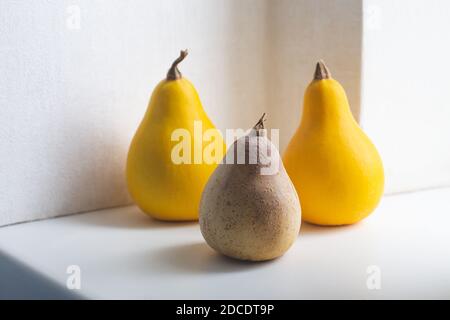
<box><xmin>300</xmin><ymin>221</ymin><xmax>361</xmax><ymax>236</ymax></box>
<box><xmin>0</xmin><ymin>250</ymin><xmax>82</xmax><ymax>300</ymax></box>
<box><xmin>73</xmin><ymin>205</ymin><xmax>197</xmax><ymax>230</ymax></box>
<box><xmin>149</xmin><ymin>242</ymin><xmax>274</xmax><ymax>275</ymax></box>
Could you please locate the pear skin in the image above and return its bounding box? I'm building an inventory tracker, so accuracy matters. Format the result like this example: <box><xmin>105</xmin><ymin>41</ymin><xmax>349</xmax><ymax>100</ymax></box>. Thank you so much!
<box><xmin>127</xmin><ymin>50</ymin><xmax>225</xmax><ymax>221</ymax></box>
<box><xmin>283</xmin><ymin>61</ymin><xmax>384</xmax><ymax>226</ymax></box>
<box><xmin>200</xmin><ymin>114</ymin><xmax>301</xmax><ymax>261</ymax></box>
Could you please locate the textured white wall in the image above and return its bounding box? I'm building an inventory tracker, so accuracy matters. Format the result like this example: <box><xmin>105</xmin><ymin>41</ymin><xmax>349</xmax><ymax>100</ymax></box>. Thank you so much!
<box><xmin>361</xmin><ymin>0</ymin><xmax>450</xmax><ymax>193</ymax></box>
<box><xmin>4</xmin><ymin>0</ymin><xmax>446</xmax><ymax>226</ymax></box>
<box><xmin>0</xmin><ymin>0</ymin><xmax>270</xmax><ymax>226</ymax></box>
<box><xmin>266</xmin><ymin>0</ymin><xmax>362</xmax><ymax>152</ymax></box>
<box><xmin>1</xmin><ymin>0</ymin><xmax>363</xmax><ymax>226</ymax></box>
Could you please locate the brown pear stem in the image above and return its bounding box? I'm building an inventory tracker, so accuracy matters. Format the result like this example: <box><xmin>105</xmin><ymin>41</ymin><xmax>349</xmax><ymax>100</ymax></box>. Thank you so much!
<box><xmin>314</xmin><ymin>60</ymin><xmax>331</xmax><ymax>80</ymax></box>
<box><xmin>166</xmin><ymin>49</ymin><xmax>188</xmax><ymax>80</ymax></box>
<box><xmin>253</xmin><ymin>113</ymin><xmax>267</xmax><ymax>130</ymax></box>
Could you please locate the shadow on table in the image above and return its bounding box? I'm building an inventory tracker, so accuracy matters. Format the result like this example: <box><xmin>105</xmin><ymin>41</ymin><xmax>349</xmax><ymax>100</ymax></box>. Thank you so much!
<box><xmin>149</xmin><ymin>242</ymin><xmax>274</xmax><ymax>275</ymax></box>
<box><xmin>299</xmin><ymin>221</ymin><xmax>362</xmax><ymax>236</ymax></box>
<box><xmin>73</xmin><ymin>205</ymin><xmax>197</xmax><ymax>230</ymax></box>
<box><xmin>0</xmin><ymin>250</ymin><xmax>82</xmax><ymax>300</ymax></box>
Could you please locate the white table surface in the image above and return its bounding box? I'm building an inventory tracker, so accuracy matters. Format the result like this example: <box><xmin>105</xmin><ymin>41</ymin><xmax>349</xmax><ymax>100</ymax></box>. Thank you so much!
<box><xmin>1</xmin><ymin>188</ymin><xmax>450</xmax><ymax>299</ymax></box>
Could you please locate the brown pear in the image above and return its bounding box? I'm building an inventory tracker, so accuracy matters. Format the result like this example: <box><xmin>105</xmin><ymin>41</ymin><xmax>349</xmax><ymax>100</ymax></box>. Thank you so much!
<box><xmin>199</xmin><ymin>114</ymin><xmax>301</xmax><ymax>261</ymax></box>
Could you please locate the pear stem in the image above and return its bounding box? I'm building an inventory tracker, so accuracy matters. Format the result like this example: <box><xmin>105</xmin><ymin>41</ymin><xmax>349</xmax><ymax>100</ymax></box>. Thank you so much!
<box><xmin>314</xmin><ymin>60</ymin><xmax>331</xmax><ymax>80</ymax></box>
<box><xmin>167</xmin><ymin>49</ymin><xmax>188</xmax><ymax>80</ymax></box>
<box><xmin>253</xmin><ymin>113</ymin><xmax>267</xmax><ymax>130</ymax></box>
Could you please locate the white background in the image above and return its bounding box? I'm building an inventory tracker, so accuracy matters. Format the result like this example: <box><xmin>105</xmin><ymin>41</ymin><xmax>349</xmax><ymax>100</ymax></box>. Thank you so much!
<box><xmin>361</xmin><ymin>0</ymin><xmax>450</xmax><ymax>193</ymax></box>
<box><xmin>1</xmin><ymin>0</ymin><xmax>449</xmax><ymax>226</ymax></box>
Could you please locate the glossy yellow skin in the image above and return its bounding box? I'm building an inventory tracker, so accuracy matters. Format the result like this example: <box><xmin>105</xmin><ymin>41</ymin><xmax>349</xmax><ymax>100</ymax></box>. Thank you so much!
<box><xmin>127</xmin><ymin>78</ymin><xmax>225</xmax><ymax>221</ymax></box>
<box><xmin>283</xmin><ymin>78</ymin><xmax>384</xmax><ymax>225</ymax></box>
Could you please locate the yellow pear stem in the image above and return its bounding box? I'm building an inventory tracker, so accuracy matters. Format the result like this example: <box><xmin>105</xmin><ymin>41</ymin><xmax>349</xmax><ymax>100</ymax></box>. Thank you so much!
<box><xmin>167</xmin><ymin>49</ymin><xmax>188</xmax><ymax>80</ymax></box>
<box><xmin>314</xmin><ymin>60</ymin><xmax>331</xmax><ymax>80</ymax></box>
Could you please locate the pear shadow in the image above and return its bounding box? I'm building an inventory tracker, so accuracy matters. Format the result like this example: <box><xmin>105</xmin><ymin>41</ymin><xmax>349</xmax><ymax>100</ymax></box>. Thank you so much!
<box><xmin>72</xmin><ymin>205</ymin><xmax>198</xmax><ymax>230</ymax></box>
<box><xmin>300</xmin><ymin>220</ymin><xmax>362</xmax><ymax>236</ymax></box>
<box><xmin>148</xmin><ymin>242</ymin><xmax>274</xmax><ymax>275</ymax></box>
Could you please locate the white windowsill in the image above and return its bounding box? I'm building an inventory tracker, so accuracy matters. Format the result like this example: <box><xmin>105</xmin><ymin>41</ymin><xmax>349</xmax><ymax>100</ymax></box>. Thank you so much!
<box><xmin>1</xmin><ymin>188</ymin><xmax>450</xmax><ymax>299</ymax></box>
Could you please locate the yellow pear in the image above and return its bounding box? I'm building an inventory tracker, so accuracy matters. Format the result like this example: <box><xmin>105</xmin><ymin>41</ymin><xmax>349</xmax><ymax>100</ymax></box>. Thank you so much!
<box><xmin>126</xmin><ymin>50</ymin><xmax>225</xmax><ymax>221</ymax></box>
<box><xmin>283</xmin><ymin>61</ymin><xmax>384</xmax><ymax>225</ymax></box>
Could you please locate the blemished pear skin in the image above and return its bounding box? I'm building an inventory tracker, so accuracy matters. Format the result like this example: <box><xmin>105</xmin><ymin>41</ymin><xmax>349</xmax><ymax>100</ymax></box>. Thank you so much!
<box><xmin>283</xmin><ymin>61</ymin><xmax>384</xmax><ymax>226</ymax></box>
<box><xmin>126</xmin><ymin>50</ymin><xmax>225</xmax><ymax>221</ymax></box>
<box><xmin>200</xmin><ymin>114</ymin><xmax>301</xmax><ymax>261</ymax></box>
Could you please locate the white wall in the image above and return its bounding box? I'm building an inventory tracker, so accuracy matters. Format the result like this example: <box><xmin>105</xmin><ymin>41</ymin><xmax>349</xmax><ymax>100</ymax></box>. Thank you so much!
<box><xmin>2</xmin><ymin>0</ymin><xmax>448</xmax><ymax>226</ymax></box>
<box><xmin>361</xmin><ymin>0</ymin><xmax>450</xmax><ymax>193</ymax></box>
<box><xmin>0</xmin><ymin>0</ymin><xmax>363</xmax><ymax>226</ymax></box>
<box><xmin>0</xmin><ymin>0</ymin><xmax>270</xmax><ymax>226</ymax></box>
<box><xmin>266</xmin><ymin>0</ymin><xmax>362</xmax><ymax>152</ymax></box>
